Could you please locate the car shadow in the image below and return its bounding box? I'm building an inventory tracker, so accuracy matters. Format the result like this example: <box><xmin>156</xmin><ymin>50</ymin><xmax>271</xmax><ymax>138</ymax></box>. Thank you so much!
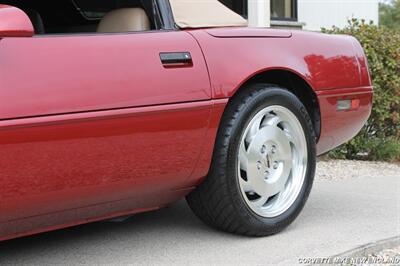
<box><xmin>0</xmin><ymin>200</ymin><xmax>238</xmax><ymax>257</ymax></box>
<box><xmin>0</xmin><ymin>179</ymin><xmax>396</xmax><ymax>264</ymax></box>
<box><xmin>0</xmin><ymin>183</ymin><xmax>343</xmax><ymax>263</ymax></box>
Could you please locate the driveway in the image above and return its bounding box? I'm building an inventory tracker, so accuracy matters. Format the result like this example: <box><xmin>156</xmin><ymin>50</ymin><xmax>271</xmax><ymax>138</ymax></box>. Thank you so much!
<box><xmin>0</xmin><ymin>160</ymin><xmax>399</xmax><ymax>265</ymax></box>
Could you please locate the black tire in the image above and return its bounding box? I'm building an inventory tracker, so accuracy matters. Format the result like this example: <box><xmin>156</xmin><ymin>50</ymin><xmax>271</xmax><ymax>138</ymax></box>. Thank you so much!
<box><xmin>186</xmin><ymin>84</ymin><xmax>316</xmax><ymax>236</ymax></box>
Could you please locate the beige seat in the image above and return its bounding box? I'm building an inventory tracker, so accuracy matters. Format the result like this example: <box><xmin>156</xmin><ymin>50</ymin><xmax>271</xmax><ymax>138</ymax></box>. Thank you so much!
<box><xmin>97</xmin><ymin>8</ymin><xmax>151</xmax><ymax>33</ymax></box>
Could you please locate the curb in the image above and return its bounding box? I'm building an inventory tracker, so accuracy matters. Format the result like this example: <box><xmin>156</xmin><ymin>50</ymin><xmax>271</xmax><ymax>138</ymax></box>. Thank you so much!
<box><xmin>308</xmin><ymin>237</ymin><xmax>400</xmax><ymax>266</ymax></box>
<box><xmin>332</xmin><ymin>235</ymin><xmax>400</xmax><ymax>258</ymax></box>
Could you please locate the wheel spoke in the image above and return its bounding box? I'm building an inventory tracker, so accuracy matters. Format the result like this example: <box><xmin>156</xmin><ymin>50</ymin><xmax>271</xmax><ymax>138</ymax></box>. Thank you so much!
<box><xmin>238</xmin><ymin>142</ymin><xmax>248</xmax><ymax>171</ymax></box>
<box><xmin>284</xmin><ymin>129</ymin><xmax>300</xmax><ymax>148</ymax></box>
<box><xmin>264</xmin><ymin>114</ymin><xmax>282</xmax><ymax>128</ymax></box>
<box><xmin>252</xmin><ymin>196</ymin><xmax>268</xmax><ymax>208</ymax></box>
<box><xmin>246</xmin><ymin>114</ymin><xmax>264</xmax><ymax>143</ymax></box>
<box><xmin>239</xmin><ymin>178</ymin><xmax>253</xmax><ymax>192</ymax></box>
<box><xmin>264</xmin><ymin>181</ymin><xmax>284</xmax><ymax>198</ymax></box>
<box><xmin>273</xmin><ymin>132</ymin><xmax>293</xmax><ymax>165</ymax></box>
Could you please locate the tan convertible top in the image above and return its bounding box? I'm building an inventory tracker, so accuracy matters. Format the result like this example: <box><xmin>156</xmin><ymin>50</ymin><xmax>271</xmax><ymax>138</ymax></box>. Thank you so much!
<box><xmin>169</xmin><ymin>0</ymin><xmax>248</xmax><ymax>28</ymax></box>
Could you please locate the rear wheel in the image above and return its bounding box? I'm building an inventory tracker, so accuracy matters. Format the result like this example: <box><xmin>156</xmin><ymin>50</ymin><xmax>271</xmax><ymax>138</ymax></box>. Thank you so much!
<box><xmin>186</xmin><ymin>85</ymin><xmax>316</xmax><ymax>236</ymax></box>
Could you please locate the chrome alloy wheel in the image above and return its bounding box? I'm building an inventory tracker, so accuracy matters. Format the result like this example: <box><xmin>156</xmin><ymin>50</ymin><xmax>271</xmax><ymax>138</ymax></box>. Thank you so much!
<box><xmin>238</xmin><ymin>105</ymin><xmax>308</xmax><ymax>218</ymax></box>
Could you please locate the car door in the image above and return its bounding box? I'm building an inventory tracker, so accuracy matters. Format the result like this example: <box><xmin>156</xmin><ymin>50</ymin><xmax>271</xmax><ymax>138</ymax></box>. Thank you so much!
<box><xmin>0</xmin><ymin>30</ymin><xmax>212</xmax><ymax>224</ymax></box>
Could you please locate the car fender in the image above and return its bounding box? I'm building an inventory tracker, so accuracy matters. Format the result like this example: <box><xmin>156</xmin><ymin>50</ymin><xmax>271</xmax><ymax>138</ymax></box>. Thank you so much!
<box><xmin>188</xmin><ymin>28</ymin><xmax>363</xmax><ymax>98</ymax></box>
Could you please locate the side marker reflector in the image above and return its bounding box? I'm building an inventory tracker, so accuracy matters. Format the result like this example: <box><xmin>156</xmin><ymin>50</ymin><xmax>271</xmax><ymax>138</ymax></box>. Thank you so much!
<box><xmin>337</xmin><ymin>99</ymin><xmax>360</xmax><ymax>111</ymax></box>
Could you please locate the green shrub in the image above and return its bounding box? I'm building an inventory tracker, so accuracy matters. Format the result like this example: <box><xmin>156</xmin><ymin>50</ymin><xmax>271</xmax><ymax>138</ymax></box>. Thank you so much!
<box><xmin>322</xmin><ymin>19</ymin><xmax>400</xmax><ymax>162</ymax></box>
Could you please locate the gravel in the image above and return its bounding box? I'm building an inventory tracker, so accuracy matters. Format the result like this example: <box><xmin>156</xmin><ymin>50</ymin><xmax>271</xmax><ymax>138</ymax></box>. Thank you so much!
<box><xmin>316</xmin><ymin>159</ymin><xmax>400</xmax><ymax>181</ymax></box>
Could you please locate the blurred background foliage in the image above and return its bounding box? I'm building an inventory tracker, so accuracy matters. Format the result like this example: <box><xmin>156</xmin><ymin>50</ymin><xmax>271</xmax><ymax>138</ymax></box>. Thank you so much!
<box><xmin>379</xmin><ymin>0</ymin><xmax>400</xmax><ymax>30</ymax></box>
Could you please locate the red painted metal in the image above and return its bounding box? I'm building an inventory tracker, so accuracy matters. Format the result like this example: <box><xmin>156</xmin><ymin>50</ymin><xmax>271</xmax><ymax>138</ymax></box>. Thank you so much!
<box><xmin>188</xmin><ymin>28</ymin><xmax>373</xmax><ymax>155</ymax></box>
<box><xmin>0</xmin><ymin>100</ymin><xmax>227</xmax><ymax>241</ymax></box>
<box><xmin>0</xmin><ymin>31</ymin><xmax>211</xmax><ymax>120</ymax></box>
<box><xmin>188</xmin><ymin>29</ymin><xmax>366</xmax><ymax>97</ymax></box>
<box><xmin>0</xmin><ymin>20</ymin><xmax>372</xmax><ymax>241</ymax></box>
<box><xmin>0</xmin><ymin>5</ymin><xmax>34</xmax><ymax>37</ymax></box>
<box><xmin>316</xmin><ymin>87</ymin><xmax>373</xmax><ymax>154</ymax></box>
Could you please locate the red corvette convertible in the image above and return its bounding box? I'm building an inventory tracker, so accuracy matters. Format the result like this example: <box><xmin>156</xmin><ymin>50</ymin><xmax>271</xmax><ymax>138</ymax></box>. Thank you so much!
<box><xmin>0</xmin><ymin>0</ymin><xmax>372</xmax><ymax>241</ymax></box>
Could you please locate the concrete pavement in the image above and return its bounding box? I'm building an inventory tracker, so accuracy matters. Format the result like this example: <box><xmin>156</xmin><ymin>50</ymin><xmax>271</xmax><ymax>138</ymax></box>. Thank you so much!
<box><xmin>0</xmin><ymin>167</ymin><xmax>399</xmax><ymax>265</ymax></box>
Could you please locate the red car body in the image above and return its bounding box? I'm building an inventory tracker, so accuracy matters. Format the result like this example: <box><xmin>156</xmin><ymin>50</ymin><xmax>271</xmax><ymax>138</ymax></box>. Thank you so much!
<box><xmin>0</xmin><ymin>4</ymin><xmax>372</xmax><ymax>241</ymax></box>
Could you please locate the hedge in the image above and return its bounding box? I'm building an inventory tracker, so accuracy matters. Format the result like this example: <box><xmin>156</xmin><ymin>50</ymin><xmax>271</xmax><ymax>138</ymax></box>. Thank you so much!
<box><xmin>322</xmin><ymin>19</ymin><xmax>400</xmax><ymax>161</ymax></box>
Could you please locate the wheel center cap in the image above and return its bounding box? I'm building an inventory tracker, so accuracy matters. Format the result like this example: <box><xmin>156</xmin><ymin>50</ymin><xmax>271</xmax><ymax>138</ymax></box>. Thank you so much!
<box><xmin>246</xmin><ymin>126</ymin><xmax>292</xmax><ymax>190</ymax></box>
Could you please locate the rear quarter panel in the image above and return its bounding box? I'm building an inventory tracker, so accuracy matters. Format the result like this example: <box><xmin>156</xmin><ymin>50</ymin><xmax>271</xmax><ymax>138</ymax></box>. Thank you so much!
<box><xmin>189</xmin><ymin>29</ymin><xmax>363</xmax><ymax>98</ymax></box>
<box><xmin>189</xmin><ymin>28</ymin><xmax>373</xmax><ymax>154</ymax></box>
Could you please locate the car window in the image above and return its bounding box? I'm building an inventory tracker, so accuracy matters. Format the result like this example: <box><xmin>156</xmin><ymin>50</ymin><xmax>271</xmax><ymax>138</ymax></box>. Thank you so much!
<box><xmin>1</xmin><ymin>0</ymin><xmax>162</xmax><ymax>35</ymax></box>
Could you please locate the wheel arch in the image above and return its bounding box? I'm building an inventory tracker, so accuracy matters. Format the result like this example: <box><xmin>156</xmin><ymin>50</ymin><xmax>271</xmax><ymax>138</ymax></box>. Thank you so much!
<box><xmin>229</xmin><ymin>69</ymin><xmax>321</xmax><ymax>140</ymax></box>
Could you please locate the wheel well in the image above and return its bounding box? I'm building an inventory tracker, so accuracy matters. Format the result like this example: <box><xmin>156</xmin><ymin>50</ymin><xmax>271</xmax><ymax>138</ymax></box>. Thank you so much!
<box><xmin>234</xmin><ymin>69</ymin><xmax>321</xmax><ymax>139</ymax></box>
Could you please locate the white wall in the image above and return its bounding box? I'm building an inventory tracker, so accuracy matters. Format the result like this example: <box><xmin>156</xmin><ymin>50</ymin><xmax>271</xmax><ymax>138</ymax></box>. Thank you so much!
<box><xmin>298</xmin><ymin>0</ymin><xmax>379</xmax><ymax>31</ymax></box>
<box><xmin>248</xmin><ymin>0</ymin><xmax>270</xmax><ymax>27</ymax></box>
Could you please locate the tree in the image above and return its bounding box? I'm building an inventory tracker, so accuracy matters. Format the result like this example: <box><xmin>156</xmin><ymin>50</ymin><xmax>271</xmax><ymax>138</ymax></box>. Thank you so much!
<box><xmin>380</xmin><ymin>0</ymin><xmax>400</xmax><ymax>30</ymax></box>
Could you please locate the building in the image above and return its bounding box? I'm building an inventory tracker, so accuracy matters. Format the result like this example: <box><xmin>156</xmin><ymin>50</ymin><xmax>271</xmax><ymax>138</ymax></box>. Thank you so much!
<box><xmin>221</xmin><ymin>0</ymin><xmax>379</xmax><ymax>30</ymax></box>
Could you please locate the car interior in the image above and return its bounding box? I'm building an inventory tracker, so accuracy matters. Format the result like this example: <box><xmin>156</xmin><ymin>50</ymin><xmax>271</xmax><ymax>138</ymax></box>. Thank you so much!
<box><xmin>2</xmin><ymin>0</ymin><xmax>243</xmax><ymax>35</ymax></box>
<box><xmin>1</xmin><ymin>0</ymin><xmax>161</xmax><ymax>34</ymax></box>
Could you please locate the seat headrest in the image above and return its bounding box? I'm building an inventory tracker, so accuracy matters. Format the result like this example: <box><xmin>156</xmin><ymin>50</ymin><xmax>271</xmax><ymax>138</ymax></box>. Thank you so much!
<box><xmin>97</xmin><ymin>8</ymin><xmax>151</xmax><ymax>33</ymax></box>
<box><xmin>24</xmin><ymin>9</ymin><xmax>45</xmax><ymax>34</ymax></box>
